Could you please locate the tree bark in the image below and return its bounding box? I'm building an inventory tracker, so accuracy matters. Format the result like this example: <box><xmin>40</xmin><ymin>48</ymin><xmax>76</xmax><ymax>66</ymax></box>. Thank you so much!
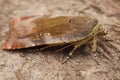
<box><xmin>0</xmin><ymin>0</ymin><xmax>120</xmax><ymax>80</ymax></box>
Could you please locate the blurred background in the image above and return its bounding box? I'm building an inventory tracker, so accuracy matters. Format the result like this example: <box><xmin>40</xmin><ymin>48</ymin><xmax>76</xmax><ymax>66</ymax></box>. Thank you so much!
<box><xmin>0</xmin><ymin>0</ymin><xmax>120</xmax><ymax>80</ymax></box>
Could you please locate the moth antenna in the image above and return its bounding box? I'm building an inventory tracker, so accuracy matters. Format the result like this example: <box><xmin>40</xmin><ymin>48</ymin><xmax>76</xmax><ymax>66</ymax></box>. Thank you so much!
<box><xmin>40</xmin><ymin>44</ymin><xmax>60</xmax><ymax>50</ymax></box>
<box><xmin>55</xmin><ymin>44</ymin><xmax>74</xmax><ymax>52</ymax></box>
<box><xmin>40</xmin><ymin>45</ymin><xmax>52</xmax><ymax>50</ymax></box>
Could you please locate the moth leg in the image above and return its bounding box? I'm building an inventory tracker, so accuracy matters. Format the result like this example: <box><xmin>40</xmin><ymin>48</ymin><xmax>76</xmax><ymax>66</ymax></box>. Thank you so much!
<box><xmin>63</xmin><ymin>43</ymin><xmax>81</xmax><ymax>63</ymax></box>
<box><xmin>90</xmin><ymin>37</ymin><xmax>100</xmax><ymax>64</ymax></box>
<box><xmin>91</xmin><ymin>37</ymin><xmax>97</xmax><ymax>52</ymax></box>
<box><xmin>98</xmin><ymin>28</ymin><xmax>112</xmax><ymax>41</ymax></box>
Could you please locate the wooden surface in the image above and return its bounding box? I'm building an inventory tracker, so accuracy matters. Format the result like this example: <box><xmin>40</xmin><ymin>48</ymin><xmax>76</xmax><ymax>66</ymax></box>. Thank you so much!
<box><xmin>0</xmin><ymin>0</ymin><xmax>120</xmax><ymax>80</ymax></box>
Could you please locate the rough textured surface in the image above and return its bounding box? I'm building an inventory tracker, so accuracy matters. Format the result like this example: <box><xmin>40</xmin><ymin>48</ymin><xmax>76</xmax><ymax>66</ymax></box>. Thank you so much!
<box><xmin>0</xmin><ymin>0</ymin><xmax>120</xmax><ymax>80</ymax></box>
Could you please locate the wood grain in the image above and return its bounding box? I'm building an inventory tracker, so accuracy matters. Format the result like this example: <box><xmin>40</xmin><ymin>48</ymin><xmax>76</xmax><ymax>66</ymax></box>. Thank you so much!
<box><xmin>0</xmin><ymin>0</ymin><xmax>120</xmax><ymax>80</ymax></box>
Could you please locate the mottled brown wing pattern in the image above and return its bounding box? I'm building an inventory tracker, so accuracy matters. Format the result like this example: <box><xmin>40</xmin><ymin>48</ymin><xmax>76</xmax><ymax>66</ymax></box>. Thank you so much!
<box><xmin>2</xmin><ymin>14</ymin><xmax>98</xmax><ymax>49</ymax></box>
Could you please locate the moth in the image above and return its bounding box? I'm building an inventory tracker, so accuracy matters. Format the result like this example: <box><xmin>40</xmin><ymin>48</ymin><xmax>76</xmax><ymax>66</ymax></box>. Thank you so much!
<box><xmin>2</xmin><ymin>14</ymin><xmax>103</xmax><ymax>61</ymax></box>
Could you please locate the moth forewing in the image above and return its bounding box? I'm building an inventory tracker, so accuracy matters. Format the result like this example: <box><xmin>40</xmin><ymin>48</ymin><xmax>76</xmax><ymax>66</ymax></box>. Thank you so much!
<box><xmin>2</xmin><ymin>14</ymin><xmax>99</xmax><ymax>50</ymax></box>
